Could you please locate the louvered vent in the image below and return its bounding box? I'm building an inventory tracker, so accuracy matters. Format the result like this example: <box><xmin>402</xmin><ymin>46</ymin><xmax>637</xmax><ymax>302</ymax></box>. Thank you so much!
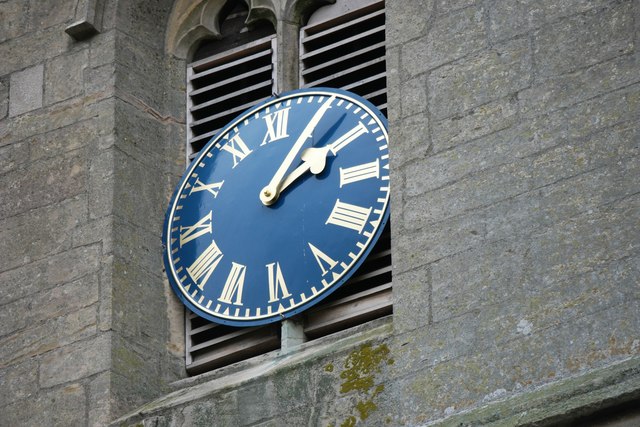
<box><xmin>186</xmin><ymin>312</ymin><xmax>280</xmax><ymax>375</ymax></box>
<box><xmin>300</xmin><ymin>1</ymin><xmax>387</xmax><ymax>116</ymax></box>
<box><xmin>187</xmin><ymin>35</ymin><xmax>277</xmax><ymax>159</ymax></box>
<box><xmin>184</xmin><ymin>0</ymin><xmax>390</xmax><ymax>375</ymax></box>
<box><xmin>300</xmin><ymin>0</ymin><xmax>391</xmax><ymax>339</ymax></box>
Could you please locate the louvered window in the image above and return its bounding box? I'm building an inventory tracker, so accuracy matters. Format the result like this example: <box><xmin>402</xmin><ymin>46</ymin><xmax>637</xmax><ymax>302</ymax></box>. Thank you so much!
<box><xmin>300</xmin><ymin>0</ymin><xmax>391</xmax><ymax>340</ymax></box>
<box><xmin>187</xmin><ymin>35</ymin><xmax>276</xmax><ymax>159</ymax></box>
<box><xmin>183</xmin><ymin>0</ymin><xmax>389</xmax><ymax>375</ymax></box>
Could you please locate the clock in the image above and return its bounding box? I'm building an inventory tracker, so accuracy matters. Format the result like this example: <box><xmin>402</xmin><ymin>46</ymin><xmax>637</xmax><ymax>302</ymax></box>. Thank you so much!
<box><xmin>163</xmin><ymin>87</ymin><xmax>390</xmax><ymax>326</ymax></box>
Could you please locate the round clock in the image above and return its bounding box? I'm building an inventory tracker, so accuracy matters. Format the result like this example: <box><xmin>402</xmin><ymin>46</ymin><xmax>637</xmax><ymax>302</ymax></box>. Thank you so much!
<box><xmin>163</xmin><ymin>87</ymin><xmax>390</xmax><ymax>326</ymax></box>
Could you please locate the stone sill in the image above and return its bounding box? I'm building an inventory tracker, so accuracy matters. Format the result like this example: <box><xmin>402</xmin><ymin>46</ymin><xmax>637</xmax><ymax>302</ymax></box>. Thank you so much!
<box><xmin>424</xmin><ymin>355</ymin><xmax>640</xmax><ymax>427</ymax></box>
<box><xmin>111</xmin><ymin>316</ymin><xmax>394</xmax><ymax>426</ymax></box>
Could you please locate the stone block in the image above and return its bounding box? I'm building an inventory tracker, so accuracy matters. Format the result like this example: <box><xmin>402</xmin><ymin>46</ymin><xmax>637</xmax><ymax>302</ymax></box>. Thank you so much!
<box><xmin>428</xmin><ymin>37</ymin><xmax>531</xmax><ymax>120</ymax></box>
<box><xmin>561</xmin><ymin>83</ymin><xmax>640</xmax><ymax>141</ymax></box>
<box><xmin>0</xmin><ymin>149</ymin><xmax>86</xmax><ymax>219</ymax></box>
<box><xmin>388</xmin><ymin>112</ymin><xmax>430</xmax><ymax>167</ymax></box>
<box><xmin>0</xmin><ymin>358</ymin><xmax>38</xmax><ymax>407</ymax></box>
<box><xmin>386</xmin><ymin>0</ymin><xmax>433</xmax><ymax>48</ymax></box>
<box><xmin>28</xmin><ymin>117</ymin><xmax>110</xmax><ymax>161</ymax></box>
<box><xmin>519</xmin><ymin>53</ymin><xmax>640</xmax><ymax>117</ymax></box>
<box><xmin>402</xmin><ymin>6</ymin><xmax>486</xmax><ymax>77</ymax></box>
<box><xmin>0</xmin><ymin>383</ymin><xmax>86</xmax><ymax>427</ymax></box>
<box><xmin>39</xmin><ymin>332</ymin><xmax>110</xmax><ymax>388</ymax></box>
<box><xmin>9</xmin><ymin>64</ymin><xmax>43</xmax><ymax>117</ymax></box>
<box><xmin>533</xmin><ymin>2</ymin><xmax>634</xmax><ymax>78</ymax></box>
<box><xmin>404</xmin><ymin>157</ymin><xmax>532</xmax><ymax>230</ymax></box>
<box><xmin>0</xmin><ymin>1</ymin><xmax>28</xmax><ymax>43</ymax></box>
<box><xmin>487</xmin><ymin>0</ymin><xmax>611</xmax><ymax>43</ymax></box>
<box><xmin>0</xmin><ymin>306</ymin><xmax>97</xmax><ymax>369</ymax></box>
<box><xmin>44</xmin><ymin>49</ymin><xmax>89</xmax><ymax>105</ymax></box>
<box><xmin>538</xmin><ymin>155</ymin><xmax>640</xmax><ymax>230</ymax></box>
<box><xmin>84</xmin><ymin>62</ymin><xmax>116</xmax><ymax>98</ymax></box>
<box><xmin>113</xmin><ymin>148</ymin><xmax>167</xmax><ymax>233</ymax></box>
<box><xmin>392</xmin><ymin>264</ymin><xmax>431</xmax><ymax>332</ymax></box>
<box><xmin>88</xmin><ymin>148</ymin><xmax>114</xmax><ymax>220</ymax></box>
<box><xmin>89</xmin><ymin>30</ymin><xmax>116</xmax><ymax>68</ymax></box>
<box><xmin>531</xmin><ymin>122</ymin><xmax>639</xmax><ymax>190</ymax></box>
<box><xmin>400</xmin><ymin>76</ymin><xmax>427</xmax><ymax>118</ymax></box>
<box><xmin>0</xmin><ymin>244</ymin><xmax>101</xmax><ymax>304</ymax></box>
<box><xmin>0</xmin><ymin>24</ymin><xmax>71</xmax><ymax>76</ymax></box>
<box><xmin>88</xmin><ymin>372</ymin><xmax>112</xmax><ymax>427</ymax></box>
<box><xmin>404</xmin><ymin>126</ymin><xmax>534</xmax><ymax>198</ymax></box>
<box><xmin>0</xmin><ymin>76</ymin><xmax>8</xmax><ymax>119</ymax></box>
<box><xmin>0</xmin><ymin>140</ymin><xmax>28</xmax><ymax>174</ymax></box>
<box><xmin>0</xmin><ymin>273</ymin><xmax>99</xmax><ymax>337</ymax></box>
<box><xmin>431</xmin><ymin>95</ymin><xmax>518</xmax><ymax>153</ymax></box>
<box><xmin>113</xmin><ymin>98</ymin><xmax>170</xmax><ymax>167</ymax></box>
<box><xmin>27</xmin><ymin>0</ymin><xmax>76</xmax><ymax>30</ymax></box>
<box><xmin>115</xmin><ymin>1</ymin><xmax>174</xmax><ymax>51</ymax></box>
<box><xmin>1</xmin><ymin>95</ymin><xmax>113</xmax><ymax>147</ymax></box>
<box><xmin>529</xmin><ymin>194</ymin><xmax>640</xmax><ymax>287</ymax></box>
<box><xmin>0</xmin><ymin>195</ymin><xmax>87</xmax><ymax>272</ymax></box>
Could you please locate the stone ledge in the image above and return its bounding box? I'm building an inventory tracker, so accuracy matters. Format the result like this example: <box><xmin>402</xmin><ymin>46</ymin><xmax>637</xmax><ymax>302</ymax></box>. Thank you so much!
<box><xmin>110</xmin><ymin>317</ymin><xmax>393</xmax><ymax>426</ymax></box>
<box><xmin>424</xmin><ymin>356</ymin><xmax>640</xmax><ymax>426</ymax></box>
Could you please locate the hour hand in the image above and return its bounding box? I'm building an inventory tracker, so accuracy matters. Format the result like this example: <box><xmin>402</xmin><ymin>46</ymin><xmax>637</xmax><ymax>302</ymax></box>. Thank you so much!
<box><xmin>278</xmin><ymin>146</ymin><xmax>333</xmax><ymax>194</ymax></box>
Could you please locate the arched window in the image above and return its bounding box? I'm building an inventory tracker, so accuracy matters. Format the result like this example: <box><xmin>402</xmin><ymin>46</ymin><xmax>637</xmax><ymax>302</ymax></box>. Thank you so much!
<box><xmin>182</xmin><ymin>0</ymin><xmax>390</xmax><ymax>375</ymax></box>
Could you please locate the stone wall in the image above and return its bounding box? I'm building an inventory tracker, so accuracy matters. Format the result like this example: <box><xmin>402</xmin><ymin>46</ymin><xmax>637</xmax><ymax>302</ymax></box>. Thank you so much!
<box><xmin>0</xmin><ymin>0</ymin><xmax>184</xmax><ymax>425</ymax></box>
<box><xmin>1</xmin><ymin>0</ymin><xmax>639</xmax><ymax>426</ymax></box>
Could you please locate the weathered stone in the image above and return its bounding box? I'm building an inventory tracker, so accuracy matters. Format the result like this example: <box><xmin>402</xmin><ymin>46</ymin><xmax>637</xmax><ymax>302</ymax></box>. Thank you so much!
<box><xmin>393</xmin><ymin>264</ymin><xmax>431</xmax><ymax>332</ymax></box>
<box><xmin>0</xmin><ymin>196</ymin><xmax>87</xmax><ymax>272</ymax></box>
<box><xmin>0</xmin><ymin>140</ymin><xmax>28</xmax><ymax>174</ymax></box>
<box><xmin>44</xmin><ymin>49</ymin><xmax>89</xmax><ymax>105</ymax></box>
<box><xmin>1</xmin><ymin>95</ymin><xmax>113</xmax><ymax>147</ymax></box>
<box><xmin>88</xmin><ymin>147</ymin><xmax>114</xmax><ymax>220</ymax></box>
<box><xmin>533</xmin><ymin>2</ymin><xmax>634</xmax><ymax>78</ymax></box>
<box><xmin>428</xmin><ymin>37</ymin><xmax>531</xmax><ymax>120</ymax></box>
<box><xmin>0</xmin><ymin>76</ymin><xmax>8</xmax><ymax>119</ymax></box>
<box><xmin>404</xmin><ymin>157</ymin><xmax>532</xmax><ymax>230</ymax></box>
<box><xmin>0</xmin><ymin>382</ymin><xmax>86</xmax><ymax>427</ymax></box>
<box><xmin>0</xmin><ymin>358</ymin><xmax>38</xmax><ymax>406</ymax></box>
<box><xmin>0</xmin><ymin>24</ymin><xmax>71</xmax><ymax>76</ymax></box>
<box><xmin>386</xmin><ymin>0</ymin><xmax>433</xmax><ymax>47</ymax></box>
<box><xmin>402</xmin><ymin>5</ymin><xmax>486</xmax><ymax>77</ymax></box>
<box><xmin>39</xmin><ymin>332</ymin><xmax>110</xmax><ymax>387</ymax></box>
<box><xmin>431</xmin><ymin>95</ymin><xmax>518</xmax><ymax>153</ymax></box>
<box><xmin>88</xmin><ymin>372</ymin><xmax>112</xmax><ymax>427</ymax></box>
<box><xmin>9</xmin><ymin>64</ymin><xmax>43</xmax><ymax>117</ymax></box>
<box><xmin>0</xmin><ymin>306</ymin><xmax>97</xmax><ymax>369</ymax></box>
<box><xmin>0</xmin><ymin>149</ymin><xmax>86</xmax><ymax>218</ymax></box>
<box><xmin>389</xmin><ymin>112</ymin><xmax>430</xmax><ymax>167</ymax></box>
<box><xmin>400</xmin><ymin>75</ymin><xmax>427</xmax><ymax>118</ymax></box>
<box><xmin>0</xmin><ymin>272</ymin><xmax>98</xmax><ymax>338</ymax></box>
<box><xmin>0</xmin><ymin>243</ymin><xmax>101</xmax><ymax>304</ymax></box>
<box><xmin>519</xmin><ymin>53</ymin><xmax>640</xmax><ymax>117</ymax></box>
<box><xmin>27</xmin><ymin>0</ymin><xmax>76</xmax><ymax>31</ymax></box>
<box><xmin>0</xmin><ymin>1</ymin><xmax>29</xmax><ymax>43</ymax></box>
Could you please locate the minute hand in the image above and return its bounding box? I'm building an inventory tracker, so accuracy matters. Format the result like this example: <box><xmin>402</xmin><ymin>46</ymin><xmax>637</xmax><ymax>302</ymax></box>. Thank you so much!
<box><xmin>260</xmin><ymin>95</ymin><xmax>336</xmax><ymax>206</ymax></box>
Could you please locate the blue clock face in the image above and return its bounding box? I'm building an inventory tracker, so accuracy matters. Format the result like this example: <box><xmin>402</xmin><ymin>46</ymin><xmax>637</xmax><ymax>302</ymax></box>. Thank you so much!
<box><xmin>163</xmin><ymin>88</ymin><xmax>390</xmax><ymax>326</ymax></box>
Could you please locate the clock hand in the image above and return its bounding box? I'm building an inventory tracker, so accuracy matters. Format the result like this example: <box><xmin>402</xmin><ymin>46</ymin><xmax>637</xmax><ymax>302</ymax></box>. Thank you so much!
<box><xmin>278</xmin><ymin>146</ymin><xmax>333</xmax><ymax>193</ymax></box>
<box><xmin>260</xmin><ymin>95</ymin><xmax>336</xmax><ymax>206</ymax></box>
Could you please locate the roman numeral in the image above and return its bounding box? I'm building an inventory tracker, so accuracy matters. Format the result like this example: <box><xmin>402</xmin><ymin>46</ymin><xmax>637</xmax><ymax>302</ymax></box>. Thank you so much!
<box><xmin>308</xmin><ymin>243</ymin><xmax>338</xmax><ymax>277</ymax></box>
<box><xmin>261</xmin><ymin>108</ymin><xmax>290</xmax><ymax>145</ymax></box>
<box><xmin>189</xmin><ymin>178</ymin><xmax>224</xmax><ymax>198</ymax></box>
<box><xmin>339</xmin><ymin>159</ymin><xmax>380</xmax><ymax>187</ymax></box>
<box><xmin>218</xmin><ymin>262</ymin><xmax>246</xmax><ymax>306</ymax></box>
<box><xmin>266</xmin><ymin>262</ymin><xmax>291</xmax><ymax>303</ymax></box>
<box><xmin>220</xmin><ymin>133</ymin><xmax>252</xmax><ymax>168</ymax></box>
<box><xmin>187</xmin><ymin>239</ymin><xmax>223</xmax><ymax>290</ymax></box>
<box><xmin>329</xmin><ymin>121</ymin><xmax>369</xmax><ymax>154</ymax></box>
<box><xmin>179</xmin><ymin>211</ymin><xmax>212</xmax><ymax>247</ymax></box>
<box><xmin>326</xmin><ymin>199</ymin><xmax>372</xmax><ymax>234</ymax></box>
